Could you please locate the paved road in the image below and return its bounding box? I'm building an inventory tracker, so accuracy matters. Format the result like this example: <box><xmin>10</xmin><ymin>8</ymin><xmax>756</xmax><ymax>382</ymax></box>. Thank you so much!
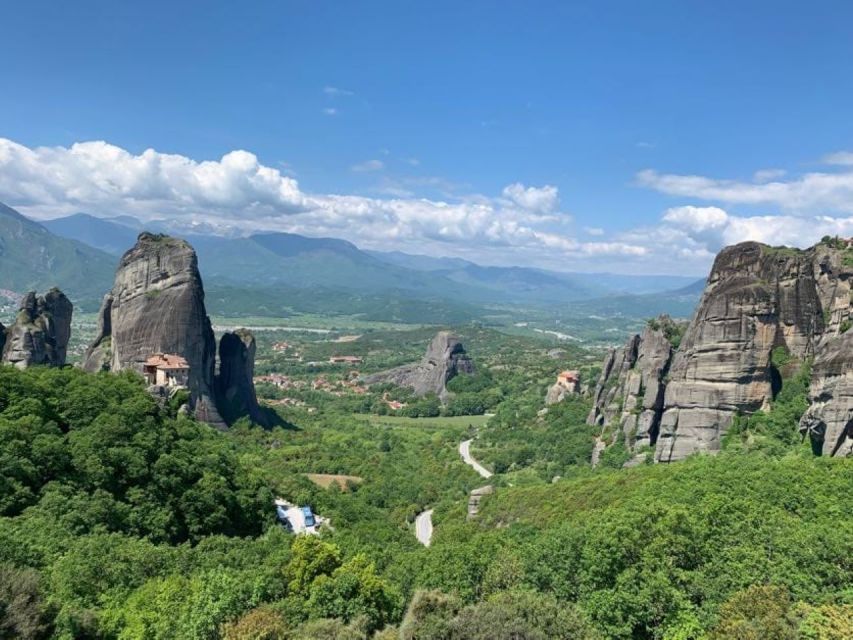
<box><xmin>415</xmin><ymin>509</ymin><xmax>433</xmax><ymax>546</ymax></box>
<box><xmin>459</xmin><ymin>439</ymin><xmax>493</xmax><ymax>479</ymax></box>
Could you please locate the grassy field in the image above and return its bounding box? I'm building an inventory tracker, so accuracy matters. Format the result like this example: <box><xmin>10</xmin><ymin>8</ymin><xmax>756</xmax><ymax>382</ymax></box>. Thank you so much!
<box><xmin>365</xmin><ymin>414</ymin><xmax>491</xmax><ymax>429</ymax></box>
<box><xmin>303</xmin><ymin>472</ymin><xmax>364</xmax><ymax>490</ymax></box>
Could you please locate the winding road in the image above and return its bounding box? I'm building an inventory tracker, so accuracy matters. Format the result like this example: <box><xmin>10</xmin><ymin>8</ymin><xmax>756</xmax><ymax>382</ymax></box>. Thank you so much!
<box><xmin>459</xmin><ymin>439</ymin><xmax>493</xmax><ymax>479</ymax></box>
<box><xmin>413</xmin><ymin>440</ymin><xmax>492</xmax><ymax>547</ymax></box>
<box><xmin>415</xmin><ymin>509</ymin><xmax>433</xmax><ymax>546</ymax></box>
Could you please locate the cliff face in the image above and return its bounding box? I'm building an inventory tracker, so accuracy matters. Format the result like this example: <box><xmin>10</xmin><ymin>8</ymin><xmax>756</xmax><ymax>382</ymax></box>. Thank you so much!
<box><xmin>591</xmin><ymin>240</ymin><xmax>853</xmax><ymax>462</ymax></box>
<box><xmin>83</xmin><ymin>233</ymin><xmax>264</xmax><ymax>428</ymax></box>
<box><xmin>656</xmin><ymin>243</ymin><xmax>825</xmax><ymax>461</ymax></box>
<box><xmin>1</xmin><ymin>289</ymin><xmax>73</xmax><ymax>368</ymax></box>
<box><xmin>587</xmin><ymin>316</ymin><xmax>679</xmax><ymax>455</ymax></box>
<box><xmin>215</xmin><ymin>329</ymin><xmax>267</xmax><ymax>426</ymax></box>
<box><xmin>84</xmin><ymin>233</ymin><xmax>222</xmax><ymax>424</ymax></box>
<box><xmin>363</xmin><ymin>331</ymin><xmax>474</xmax><ymax>401</ymax></box>
<box><xmin>799</xmin><ymin>332</ymin><xmax>853</xmax><ymax>458</ymax></box>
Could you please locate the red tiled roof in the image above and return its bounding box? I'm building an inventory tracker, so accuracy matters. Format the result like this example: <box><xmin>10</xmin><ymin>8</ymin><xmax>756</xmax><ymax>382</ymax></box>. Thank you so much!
<box><xmin>144</xmin><ymin>353</ymin><xmax>189</xmax><ymax>370</ymax></box>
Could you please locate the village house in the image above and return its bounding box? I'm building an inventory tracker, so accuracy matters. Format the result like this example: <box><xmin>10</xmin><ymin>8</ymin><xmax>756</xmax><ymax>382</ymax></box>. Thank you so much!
<box><xmin>555</xmin><ymin>370</ymin><xmax>581</xmax><ymax>393</ymax></box>
<box><xmin>143</xmin><ymin>353</ymin><xmax>190</xmax><ymax>387</ymax></box>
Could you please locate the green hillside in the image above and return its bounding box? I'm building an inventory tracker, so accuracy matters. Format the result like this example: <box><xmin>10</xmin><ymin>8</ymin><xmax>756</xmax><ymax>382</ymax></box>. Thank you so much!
<box><xmin>0</xmin><ymin>204</ymin><xmax>116</xmax><ymax>307</ymax></box>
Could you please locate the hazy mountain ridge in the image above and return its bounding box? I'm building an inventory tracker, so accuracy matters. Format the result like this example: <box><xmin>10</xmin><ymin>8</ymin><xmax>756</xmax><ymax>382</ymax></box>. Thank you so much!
<box><xmin>39</xmin><ymin>210</ymin><xmax>701</xmax><ymax>307</ymax></box>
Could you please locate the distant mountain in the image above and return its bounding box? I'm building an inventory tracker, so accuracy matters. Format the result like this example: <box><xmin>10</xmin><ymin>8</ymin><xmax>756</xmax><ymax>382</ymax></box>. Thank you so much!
<box><xmin>366</xmin><ymin>250</ymin><xmax>475</xmax><ymax>272</ymax></box>
<box><xmin>42</xmin><ymin>212</ymin><xmax>140</xmax><ymax>255</ymax></box>
<box><xmin>40</xmin><ymin>212</ymin><xmax>702</xmax><ymax>315</ymax></box>
<box><xmin>0</xmin><ymin>204</ymin><xmax>116</xmax><ymax>306</ymax></box>
<box><xmin>369</xmin><ymin>249</ymin><xmax>699</xmax><ymax>296</ymax></box>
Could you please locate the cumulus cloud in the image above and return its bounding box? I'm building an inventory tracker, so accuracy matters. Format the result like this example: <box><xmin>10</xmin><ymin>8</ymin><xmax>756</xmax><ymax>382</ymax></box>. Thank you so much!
<box><xmin>616</xmin><ymin>205</ymin><xmax>853</xmax><ymax>274</ymax></box>
<box><xmin>500</xmin><ymin>183</ymin><xmax>560</xmax><ymax>214</ymax></box>
<box><xmin>0</xmin><ymin>137</ymin><xmax>652</xmax><ymax>270</ymax></box>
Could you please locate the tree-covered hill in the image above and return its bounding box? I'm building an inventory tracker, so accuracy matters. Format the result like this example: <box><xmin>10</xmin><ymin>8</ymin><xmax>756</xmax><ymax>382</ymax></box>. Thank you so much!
<box><xmin>0</xmin><ymin>364</ymin><xmax>850</xmax><ymax>639</ymax></box>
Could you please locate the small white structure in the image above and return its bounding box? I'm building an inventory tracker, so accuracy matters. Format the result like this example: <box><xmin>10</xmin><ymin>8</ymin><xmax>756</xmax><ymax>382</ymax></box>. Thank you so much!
<box><xmin>274</xmin><ymin>498</ymin><xmax>326</xmax><ymax>535</ymax></box>
<box><xmin>143</xmin><ymin>353</ymin><xmax>190</xmax><ymax>387</ymax></box>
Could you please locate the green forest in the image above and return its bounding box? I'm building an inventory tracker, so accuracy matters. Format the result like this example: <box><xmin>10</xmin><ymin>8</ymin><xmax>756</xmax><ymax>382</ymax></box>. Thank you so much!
<box><xmin>0</xmin><ymin>334</ymin><xmax>851</xmax><ymax>639</ymax></box>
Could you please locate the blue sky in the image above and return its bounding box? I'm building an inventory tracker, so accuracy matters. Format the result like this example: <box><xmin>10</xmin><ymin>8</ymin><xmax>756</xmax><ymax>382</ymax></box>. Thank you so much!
<box><xmin>2</xmin><ymin>1</ymin><xmax>853</xmax><ymax>275</ymax></box>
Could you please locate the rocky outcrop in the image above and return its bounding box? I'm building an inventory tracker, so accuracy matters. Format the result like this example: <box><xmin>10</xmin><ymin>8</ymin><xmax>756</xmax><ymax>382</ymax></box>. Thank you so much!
<box><xmin>545</xmin><ymin>371</ymin><xmax>580</xmax><ymax>405</ymax></box>
<box><xmin>83</xmin><ymin>233</ymin><xmax>223</xmax><ymax>424</ymax></box>
<box><xmin>1</xmin><ymin>289</ymin><xmax>72</xmax><ymax>368</ymax></box>
<box><xmin>467</xmin><ymin>485</ymin><xmax>493</xmax><ymax>520</ymax></box>
<box><xmin>655</xmin><ymin>243</ymin><xmax>826</xmax><ymax>462</ymax></box>
<box><xmin>587</xmin><ymin>315</ymin><xmax>680</xmax><ymax>455</ymax></box>
<box><xmin>83</xmin><ymin>233</ymin><xmax>265</xmax><ymax>428</ymax></box>
<box><xmin>545</xmin><ymin>383</ymin><xmax>570</xmax><ymax>406</ymax></box>
<box><xmin>799</xmin><ymin>333</ymin><xmax>853</xmax><ymax>457</ymax></box>
<box><xmin>363</xmin><ymin>331</ymin><xmax>474</xmax><ymax>401</ymax></box>
<box><xmin>590</xmin><ymin>240</ymin><xmax>853</xmax><ymax>463</ymax></box>
<box><xmin>215</xmin><ymin>329</ymin><xmax>267</xmax><ymax>426</ymax></box>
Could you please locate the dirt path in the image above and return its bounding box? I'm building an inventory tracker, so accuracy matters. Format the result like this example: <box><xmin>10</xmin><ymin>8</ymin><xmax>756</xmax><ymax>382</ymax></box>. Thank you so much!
<box><xmin>415</xmin><ymin>509</ymin><xmax>433</xmax><ymax>546</ymax></box>
<box><xmin>459</xmin><ymin>439</ymin><xmax>493</xmax><ymax>479</ymax></box>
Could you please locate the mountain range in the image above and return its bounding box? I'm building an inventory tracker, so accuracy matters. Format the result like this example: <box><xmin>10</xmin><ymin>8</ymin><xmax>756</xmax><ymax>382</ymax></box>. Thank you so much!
<box><xmin>0</xmin><ymin>205</ymin><xmax>704</xmax><ymax>317</ymax></box>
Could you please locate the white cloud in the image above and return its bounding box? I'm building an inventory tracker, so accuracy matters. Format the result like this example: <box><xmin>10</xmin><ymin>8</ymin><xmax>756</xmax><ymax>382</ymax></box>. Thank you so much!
<box><xmin>619</xmin><ymin>205</ymin><xmax>853</xmax><ymax>273</ymax></box>
<box><xmin>662</xmin><ymin>205</ymin><xmax>728</xmax><ymax>231</ymax></box>
<box><xmin>0</xmin><ymin>137</ymin><xmax>654</xmax><ymax>271</ymax></box>
<box><xmin>822</xmin><ymin>151</ymin><xmax>853</xmax><ymax>166</ymax></box>
<box><xmin>323</xmin><ymin>86</ymin><xmax>353</xmax><ymax>97</ymax></box>
<box><xmin>501</xmin><ymin>183</ymin><xmax>559</xmax><ymax>214</ymax></box>
<box><xmin>636</xmin><ymin>166</ymin><xmax>853</xmax><ymax>214</ymax></box>
<box><xmin>753</xmin><ymin>168</ymin><xmax>787</xmax><ymax>182</ymax></box>
<box><xmin>322</xmin><ymin>107</ymin><xmax>338</xmax><ymax>116</ymax></box>
<box><xmin>350</xmin><ymin>159</ymin><xmax>385</xmax><ymax>172</ymax></box>
<box><xmin>584</xmin><ymin>227</ymin><xmax>604</xmax><ymax>236</ymax></box>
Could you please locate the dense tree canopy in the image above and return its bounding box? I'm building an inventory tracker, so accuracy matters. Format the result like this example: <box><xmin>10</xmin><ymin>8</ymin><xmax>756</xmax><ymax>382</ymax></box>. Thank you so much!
<box><xmin>0</xmin><ymin>362</ymin><xmax>850</xmax><ymax>639</ymax></box>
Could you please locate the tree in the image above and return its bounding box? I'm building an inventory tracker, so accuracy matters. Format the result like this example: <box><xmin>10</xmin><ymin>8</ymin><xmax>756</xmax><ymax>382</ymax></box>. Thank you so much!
<box><xmin>0</xmin><ymin>565</ymin><xmax>52</xmax><ymax>640</ymax></box>
<box><xmin>221</xmin><ymin>606</ymin><xmax>289</xmax><ymax>640</ymax></box>
<box><xmin>306</xmin><ymin>554</ymin><xmax>402</xmax><ymax>632</ymax></box>
<box><xmin>285</xmin><ymin>537</ymin><xmax>342</xmax><ymax>597</ymax></box>
<box><xmin>708</xmin><ymin>585</ymin><xmax>798</xmax><ymax>640</ymax></box>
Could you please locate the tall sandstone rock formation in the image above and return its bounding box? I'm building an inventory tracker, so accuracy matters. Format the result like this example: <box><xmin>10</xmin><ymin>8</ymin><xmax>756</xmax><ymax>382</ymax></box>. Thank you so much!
<box><xmin>84</xmin><ymin>233</ymin><xmax>264</xmax><ymax>427</ymax></box>
<box><xmin>1</xmin><ymin>289</ymin><xmax>73</xmax><ymax>368</ymax></box>
<box><xmin>587</xmin><ymin>315</ymin><xmax>680</xmax><ymax>456</ymax></box>
<box><xmin>590</xmin><ymin>240</ymin><xmax>853</xmax><ymax>462</ymax></box>
<box><xmin>215</xmin><ymin>329</ymin><xmax>265</xmax><ymax>426</ymax></box>
<box><xmin>656</xmin><ymin>242</ymin><xmax>825</xmax><ymax>461</ymax></box>
<box><xmin>363</xmin><ymin>331</ymin><xmax>475</xmax><ymax>401</ymax></box>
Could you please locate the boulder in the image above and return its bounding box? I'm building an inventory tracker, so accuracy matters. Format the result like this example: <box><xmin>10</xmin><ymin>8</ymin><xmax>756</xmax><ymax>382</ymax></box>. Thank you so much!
<box><xmin>363</xmin><ymin>331</ymin><xmax>474</xmax><ymax>402</ymax></box>
<box><xmin>1</xmin><ymin>289</ymin><xmax>72</xmax><ymax>368</ymax></box>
